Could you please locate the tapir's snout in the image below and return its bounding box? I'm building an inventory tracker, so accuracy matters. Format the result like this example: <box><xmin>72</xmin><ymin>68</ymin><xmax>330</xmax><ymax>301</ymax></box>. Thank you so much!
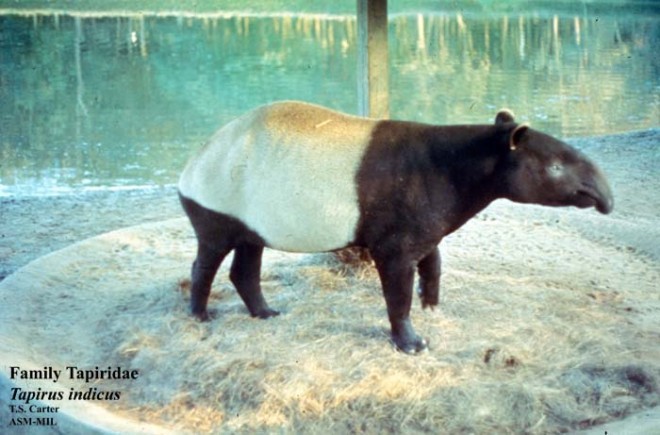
<box><xmin>576</xmin><ymin>164</ymin><xmax>614</xmax><ymax>214</ymax></box>
<box><xmin>593</xmin><ymin>171</ymin><xmax>614</xmax><ymax>214</ymax></box>
<box><xmin>595</xmin><ymin>193</ymin><xmax>614</xmax><ymax>214</ymax></box>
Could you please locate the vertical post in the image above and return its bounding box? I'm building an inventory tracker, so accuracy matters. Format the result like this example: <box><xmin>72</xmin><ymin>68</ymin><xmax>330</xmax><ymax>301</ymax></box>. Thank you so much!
<box><xmin>339</xmin><ymin>0</ymin><xmax>389</xmax><ymax>266</ymax></box>
<box><xmin>357</xmin><ymin>0</ymin><xmax>389</xmax><ymax>119</ymax></box>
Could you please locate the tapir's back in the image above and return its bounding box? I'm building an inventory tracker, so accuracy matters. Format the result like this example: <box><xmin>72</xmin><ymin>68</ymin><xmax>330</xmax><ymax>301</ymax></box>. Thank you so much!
<box><xmin>178</xmin><ymin>101</ymin><xmax>377</xmax><ymax>252</ymax></box>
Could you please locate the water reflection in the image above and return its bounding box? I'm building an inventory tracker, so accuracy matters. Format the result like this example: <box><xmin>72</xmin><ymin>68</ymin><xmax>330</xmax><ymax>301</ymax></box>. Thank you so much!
<box><xmin>391</xmin><ymin>13</ymin><xmax>658</xmax><ymax>135</ymax></box>
<box><xmin>0</xmin><ymin>9</ymin><xmax>657</xmax><ymax>195</ymax></box>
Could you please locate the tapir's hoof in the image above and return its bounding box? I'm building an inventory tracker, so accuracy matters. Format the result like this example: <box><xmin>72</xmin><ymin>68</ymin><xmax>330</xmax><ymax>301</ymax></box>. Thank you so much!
<box><xmin>394</xmin><ymin>335</ymin><xmax>429</xmax><ymax>355</ymax></box>
<box><xmin>192</xmin><ymin>308</ymin><xmax>216</xmax><ymax>322</ymax></box>
<box><xmin>417</xmin><ymin>287</ymin><xmax>439</xmax><ymax>310</ymax></box>
<box><xmin>421</xmin><ymin>299</ymin><xmax>438</xmax><ymax>310</ymax></box>
<box><xmin>252</xmin><ymin>308</ymin><xmax>280</xmax><ymax>319</ymax></box>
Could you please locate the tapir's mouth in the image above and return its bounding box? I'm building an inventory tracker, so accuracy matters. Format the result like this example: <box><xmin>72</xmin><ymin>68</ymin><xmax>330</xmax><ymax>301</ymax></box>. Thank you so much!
<box><xmin>576</xmin><ymin>183</ymin><xmax>613</xmax><ymax>214</ymax></box>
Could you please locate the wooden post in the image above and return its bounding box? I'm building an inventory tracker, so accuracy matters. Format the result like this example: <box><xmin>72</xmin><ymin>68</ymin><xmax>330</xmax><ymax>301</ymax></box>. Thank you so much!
<box><xmin>357</xmin><ymin>0</ymin><xmax>389</xmax><ymax>119</ymax></box>
<box><xmin>337</xmin><ymin>0</ymin><xmax>389</xmax><ymax>266</ymax></box>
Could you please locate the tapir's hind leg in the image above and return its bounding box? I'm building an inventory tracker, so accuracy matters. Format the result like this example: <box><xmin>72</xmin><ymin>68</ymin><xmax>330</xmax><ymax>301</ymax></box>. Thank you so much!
<box><xmin>191</xmin><ymin>243</ymin><xmax>231</xmax><ymax>321</ymax></box>
<box><xmin>230</xmin><ymin>243</ymin><xmax>280</xmax><ymax>319</ymax></box>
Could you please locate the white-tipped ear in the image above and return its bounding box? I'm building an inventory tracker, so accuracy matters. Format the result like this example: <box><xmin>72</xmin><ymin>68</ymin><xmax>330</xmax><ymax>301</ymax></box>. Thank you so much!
<box><xmin>495</xmin><ymin>108</ymin><xmax>515</xmax><ymax>125</ymax></box>
<box><xmin>509</xmin><ymin>123</ymin><xmax>529</xmax><ymax>151</ymax></box>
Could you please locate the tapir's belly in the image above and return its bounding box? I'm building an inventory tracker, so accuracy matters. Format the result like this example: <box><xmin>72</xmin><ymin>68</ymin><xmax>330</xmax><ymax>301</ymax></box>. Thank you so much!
<box><xmin>178</xmin><ymin>103</ymin><xmax>375</xmax><ymax>253</ymax></box>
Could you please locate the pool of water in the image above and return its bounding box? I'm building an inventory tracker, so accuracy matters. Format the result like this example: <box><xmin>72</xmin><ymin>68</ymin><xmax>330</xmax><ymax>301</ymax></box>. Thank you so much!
<box><xmin>1</xmin><ymin>2</ymin><xmax>658</xmax><ymax>196</ymax></box>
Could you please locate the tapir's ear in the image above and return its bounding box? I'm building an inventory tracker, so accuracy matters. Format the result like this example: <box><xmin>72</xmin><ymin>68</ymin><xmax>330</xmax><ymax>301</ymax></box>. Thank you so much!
<box><xmin>509</xmin><ymin>123</ymin><xmax>529</xmax><ymax>151</ymax></box>
<box><xmin>495</xmin><ymin>109</ymin><xmax>515</xmax><ymax>125</ymax></box>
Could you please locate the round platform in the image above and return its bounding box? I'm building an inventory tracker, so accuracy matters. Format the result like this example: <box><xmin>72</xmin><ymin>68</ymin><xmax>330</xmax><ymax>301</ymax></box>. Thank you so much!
<box><xmin>1</xmin><ymin>207</ymin><xmax>658</xmax><ymax>433</ymax></box>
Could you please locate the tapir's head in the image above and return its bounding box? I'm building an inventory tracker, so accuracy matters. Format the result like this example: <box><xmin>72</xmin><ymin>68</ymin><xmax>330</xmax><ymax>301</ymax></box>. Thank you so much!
<box><xmin>496</xmin><ymin>110</ymin><xmax>613</xmax><ymax>214</ymax></box>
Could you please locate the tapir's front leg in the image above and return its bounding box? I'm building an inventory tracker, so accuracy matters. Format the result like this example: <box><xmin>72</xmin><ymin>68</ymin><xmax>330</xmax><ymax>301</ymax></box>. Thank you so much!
<box><xmin>417</xmin><ymin>246</ymin><xmax>440</xmax><ymax>309</ymax></box>
<box><xmin>373</xmin><ymin>254</ymin><xmax>428</xmax><ymax>354</ymax></box>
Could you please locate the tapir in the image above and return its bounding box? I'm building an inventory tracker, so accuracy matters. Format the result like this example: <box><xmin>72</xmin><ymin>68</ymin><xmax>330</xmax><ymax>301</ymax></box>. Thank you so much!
<box><xmin>178</xmin><ymin>101</ymin><xmax>613</xmax><ymax>354</ymax></box>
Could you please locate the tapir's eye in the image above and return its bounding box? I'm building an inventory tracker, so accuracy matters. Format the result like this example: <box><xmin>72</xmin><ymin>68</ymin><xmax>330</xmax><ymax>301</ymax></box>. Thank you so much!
<box><xmin>548</xmin><ymin>162</ymin><xmax>564</xmax><ymax>177</ymax></box>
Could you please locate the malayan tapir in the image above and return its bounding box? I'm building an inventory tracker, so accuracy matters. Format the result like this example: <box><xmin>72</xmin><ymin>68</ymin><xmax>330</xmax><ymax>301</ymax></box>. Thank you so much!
<box><xmin>178</xmin><ymin>101</ymin><xmax>613</xmax><ymax>354</ymax></box>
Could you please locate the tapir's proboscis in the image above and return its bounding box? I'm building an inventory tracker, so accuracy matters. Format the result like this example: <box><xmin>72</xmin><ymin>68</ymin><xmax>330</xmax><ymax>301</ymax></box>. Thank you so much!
<box><xmin>178</xmin><ymin>101</ymin><xmax>613</xmax><ymax>354</ymax></box>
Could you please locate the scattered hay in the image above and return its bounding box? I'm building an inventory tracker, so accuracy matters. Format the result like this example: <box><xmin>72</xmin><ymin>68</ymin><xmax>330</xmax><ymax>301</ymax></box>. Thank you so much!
<box><xmin>1</xmin><ymin>202</ymin><xmax>659</xmax><ymax>433</ymax></box>
<box><xmin>333</xmin><ymin>246</ymin><xmax>373</xmax><ymax>268</ymax></box>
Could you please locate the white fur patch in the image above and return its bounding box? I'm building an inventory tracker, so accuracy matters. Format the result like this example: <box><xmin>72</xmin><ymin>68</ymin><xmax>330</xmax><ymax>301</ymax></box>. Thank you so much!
<box><xmin>178</xmin><ymin>101</ymin><xmax>377</xmax><ymax>252</ymax></box>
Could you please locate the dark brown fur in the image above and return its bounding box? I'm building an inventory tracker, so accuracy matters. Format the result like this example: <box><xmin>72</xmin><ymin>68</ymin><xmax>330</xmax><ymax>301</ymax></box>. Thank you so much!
<box><xmin>353</xmin><ymin>122</ymin><xmax>516</xmax><ymax>352</ymax></box>
<box><xmin>180</xmin><ymin>194</ymin><xmax>279</xmax><ymax>320</ymax></box>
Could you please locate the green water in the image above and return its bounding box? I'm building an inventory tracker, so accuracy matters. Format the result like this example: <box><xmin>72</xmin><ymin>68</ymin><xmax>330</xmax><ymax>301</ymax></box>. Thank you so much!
<box><xmin>1</xmin><ymin>2</ymin><xmax>658</xmax><ymax>196</ymax></box>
